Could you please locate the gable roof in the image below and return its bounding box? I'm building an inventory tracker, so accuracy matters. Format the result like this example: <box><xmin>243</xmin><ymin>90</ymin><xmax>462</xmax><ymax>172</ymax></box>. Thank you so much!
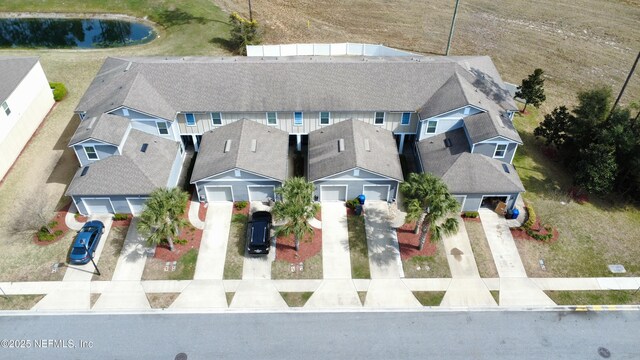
<box><xmin>417</xmin><ymin>129</ymin><xmax>524</xmax><ymax>194</ymax></box>
<box><xmin>76</xmin><ymin>55</ymin><xmax>515</xmax><ymax>120</ymax></box>
<box><xmin>66</xmin><ymin>129</ymin><xmax>180</xmax><ymax>196</ymax></box>
<box><xmin>190</xmin><ymin>119</ymin><xmax>289</xmax><ymax>183</ymax></box>
<box><xmin>463</xmin><ymin>112</ymin><xmax>522</xmax><ymax>144</ymax></box>
<box><xmin>68</xmin><ymin>113</ymin><xmax>130</xmax><ymax>146</ymax></box>
<box><xmin>0</xmin><ymin>56</ymin><xmax>39</xmax><ymax>103</ymax></box>
<box><xmin>308</xmin><ymin>119</ymin><xmax>403</xmax><ymax>181</ymax></box>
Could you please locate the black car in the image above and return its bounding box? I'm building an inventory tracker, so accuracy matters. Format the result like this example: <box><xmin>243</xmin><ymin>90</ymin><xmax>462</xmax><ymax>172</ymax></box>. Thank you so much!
<box><xmin>247</xmin><ymin>211</ymin><xmax>272</xmax><ymax>255</ymax></box>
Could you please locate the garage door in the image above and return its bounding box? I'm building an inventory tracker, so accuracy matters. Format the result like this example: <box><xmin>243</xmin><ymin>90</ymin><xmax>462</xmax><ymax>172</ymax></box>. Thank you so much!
<box><xmin>321</xmin><ymin>185</ymin><xmax>347</xmax><ymax>201</ymax></box>
<box><xmin>83</xmin><ymin>198</ymin><xmax>114</xmax><ymax>214</ymax></box>
<box><xmin>248</xmin><ymin>186</ymin><xmax>275</xmax><ymax>202</ymax></box>
<box><xmin>205</xmin><ymin>186</ymin><xmax>233</xmax><ymax>202</ymax></box>
<box><xmin>363</xmin><ymin>185</ymin><xmax>389</xmax><ymax>201</ymax></box>
<box><xmin>127</xmin><ymin>198</ymin><xmax>149</xmax><ymax>216</ymax></box>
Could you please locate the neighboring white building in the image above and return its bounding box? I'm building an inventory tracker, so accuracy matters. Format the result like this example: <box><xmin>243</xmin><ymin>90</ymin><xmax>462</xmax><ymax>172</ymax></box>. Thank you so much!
<box><xmin>0</xmin><ymin>57</ymin><xmax>55</xmax><ymax>181</ymax></box>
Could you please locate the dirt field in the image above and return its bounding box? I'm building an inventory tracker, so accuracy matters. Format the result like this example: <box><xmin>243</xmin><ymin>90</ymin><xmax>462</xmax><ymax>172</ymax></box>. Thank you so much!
<box><xmin>216</xmin><ymin>0</ymin><xmax>640</xmax><ymax>110</ymax></box>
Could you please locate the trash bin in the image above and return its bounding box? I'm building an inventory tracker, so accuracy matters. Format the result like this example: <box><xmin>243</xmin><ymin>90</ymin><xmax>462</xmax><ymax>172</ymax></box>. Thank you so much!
<box><xmin>357</xmin><ymin>194</ymin><xmax>366</xmax><ymax>205</ymax></box>
<box><xmin>511</xmin><ymin>208</ymin><xmax>520</xmax><ymax>220</ymax></box>
<box><xmin>506</xmin><ymin>209</ymin><xmax>513</xmax><ymax>219</ymax></box>
<box><xmin>354</xmin><ymin>205</ymin><xmax>363</xmax><ymax>216</ymax></box>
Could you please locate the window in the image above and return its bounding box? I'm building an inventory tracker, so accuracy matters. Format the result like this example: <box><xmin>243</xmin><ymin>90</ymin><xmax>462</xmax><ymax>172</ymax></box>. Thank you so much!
<box><xmin>463</xmin><ymin>107</ymin><xmax>471</xmax><ymax>115</ymax></box>
<box><xmin>494</xmin><ymin>144</ymin><xmax>508</xmax><ymax>158</ymax></box>
<box><xmin>401</xmin><ymin>112</ymin><xmax>411</xmax><ymax>125</ymax></box>
<box><xmin>1</xmin><ymin>101</ymin><xmax>10</xmax><ymax>116</ymax></box>
<box><xmin>84</xmin><ymin>146</ymin><xmax>98</xmax><ymax>160</ymax></box>
<box><xmin>426</xmin><ymin>120</ymin><xmax>437</xmax><ymax>133</ymax></box>
<box><xmin>157</xmin><ymin>122</ymin><xmax>169</xmax><ymax>135</ymax></box>
<box><xmin>319</xmin><ymin>112</ymin><xmax>330</xmax><ymax>125</ymax></box>
<box><xmin>211</xmin><ymin>112</ymin><xmax>222</xmax><ymax>126</ymax></box>
<box><xmin>266</xmin><ymin>112</ymin><xmax>277</xmax><ymax>125</ymax></box>
<box><xmin>374</xmin><ymin>112</ymin><xmax>385</xmax><ymax>125</ymax></box>
<box><xmin>294</xmin><ymin>112</ymin><xmax>303</xmax><ymax>126</ymax></box>
<box><xmin>122</xmin><ymin>108</ymin><xmax>129</xmax><ymax>116</ymax></box>
<box><xmin>185</xmin><ymin>113</ymin><xmax>196</xmax><ymax>126</ymax></box>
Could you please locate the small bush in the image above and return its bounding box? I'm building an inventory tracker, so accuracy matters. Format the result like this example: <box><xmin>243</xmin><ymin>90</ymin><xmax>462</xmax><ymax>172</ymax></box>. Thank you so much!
<box><xmin>526</xmin><ymin>224</ymin><xmax>553</xmax><ymax>242</ymax></box>
<box><xmin>234</xmin><ymin>201</ymin><xmax>248</xmax><ymax>210</ymax></box>
<box><xmin>37</xmin><ymin>228</ymin><xmax>55</xmax><ymax>242</ymax></box>
<box><xmin>232</xmin><ymin>214</ymin><xmax>248</xmax><ymax>223</ymax></box>
<box><xmin>49</xmin><ymin>82</ymin><xmax>67</xmax><ymax>101</ymax></box>
<box><xmin>47</xmin><ymin>221</ymin><xmax>58</xmax><ymax>229</ymax></box>
<box><xmin>523</xmin><ymin>204</ymin><xmax>536</xmax><ymax>229</ymax></box>
<box><xmin>346</xmin><ymin>198</ymin><xmax>360</xmax><ymax>210</ymax></box>
<box><xmin>54</xmin><ymin>230</ymin><xmax>64</xmax><ymax>237</ymax></box>
<box><xmin>173</xmin><ymin>238</ymin><xmax>188</xmax><ymax>245</ymax></box>
<box><xmin>463</xmin><ymin>211</ymin><xmax>479</xmax><ymax>218</ymax></box>
<box><xmin>113</xmin><ymin>213</ymin><xmax>129</xmax><ymax>221</ymax></box>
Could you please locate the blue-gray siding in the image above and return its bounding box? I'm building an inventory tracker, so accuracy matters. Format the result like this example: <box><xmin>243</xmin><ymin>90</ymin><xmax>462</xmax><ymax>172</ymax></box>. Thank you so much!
<box><xmin>166</xmin><ymin>149</ymin><xmax>183</xmax><ymax>187</ymax></box>
<box><xmin>73</xmin><ymin>195</ymin><xmax>148</xmax><ymax>215</ymax></box>
<box><xmin>312</xmin><ymin>168</ymin><xmax>400</xmax><ymax>202</ymax></box>
<box><xmin>74</xmin><ymin>144</ymin><xmax>118</xmax><ymax>167</ymax></box>
<box><xmin>472</xmin><ymin>142</ymin><xmax>517</xmax><ymax>163</ymax></box>
<box><xmin>193</xmin><ymin>169</ymin><xmax>282</xmax><ymax>202</ymax></box>
<box><xmin>110</xmin><ymin>108</ymin><xmax>176</xmax><ymax>141</ymax></box>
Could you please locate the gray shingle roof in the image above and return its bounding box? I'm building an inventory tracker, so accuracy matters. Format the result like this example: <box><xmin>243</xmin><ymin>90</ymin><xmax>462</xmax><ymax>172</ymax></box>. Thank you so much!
<box><xmin>0</xmin><ymin>57</ymin><xmax>39</xmax><ymax>103</ymax></box>
<box><xmin>68</xmin><ymin>113</ymin><xmax>130</xmax><ymax>146</ymax></box>
<box><xmin>76</xmin><ymin>55</ymin><xmax>515</xmax><ymax>119</ymax></box>
<box><xmin>66</xmin><ymin>129</ymin><xmax>180</xmax><ymax>196</ymax></box>
<box><xmin>417</xmin><ymin>129</ymin><xmax>524</xmax><ymax>194</ymax></box>
<box><xmin>308</xmin><ymin>119</ymin><xmax>403</xmax><ymax>181</ymax></box>
<box><xmin>190</xmin><ymin>119</ymin><xmax>289</xmax><ymax>183</ymax></box>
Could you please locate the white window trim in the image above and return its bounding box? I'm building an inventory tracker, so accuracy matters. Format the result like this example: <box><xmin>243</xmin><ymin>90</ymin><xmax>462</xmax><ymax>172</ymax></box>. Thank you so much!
<box><xmin>493</xmin><ymin>143</ymin><xmax>508</xmax><ymax>158</ymax></box>
<box><xmin>1</xmin><ymin>101</ymin><xmax>10</xmax><ymax>116</ymax></box>
<box><xmin>374</xmin><ymin>112</ymin><xmax>385</xmax><ymax>125</ymax></box>
<box><xmin>156</xmin><ymin>121</ymin><xmax>169</xmax><ymax>135</ymax></box>
<box><xmin>185</xmin><ymin>113</ymin><xmax>196</xmax><ymax>127</ymax></box>
<box><xmin>426</xmin><ymin>119</ymin><xmax>438</xmax><ymax>134</ymax></box>
<box><xmin>84</xmin><ymin>145</ymin><xmax>99</xmax><ymax>160</ymax></box>
<box><xmin>294</xmin><ymin>112</ymin><xmax>303</xmax><ymax>126</ymax></box>
<box><xmin>401</xmin><ymin>112</ymin><xmax>411</xmax><ymax>125</ymax></box>
<box><xmin>266</xmin><ymin>112</ymin><xmax>278</xmax><ymax>126</ymax></box>
<box><xmin>211</xmin><ymin>112</ymin><xmax>222</xmax><ymax>126</ymax></box>
<box><xmin>319</xmin><ymin>111</ymin><xmax>331</xmax><ymax>125</ymax></box>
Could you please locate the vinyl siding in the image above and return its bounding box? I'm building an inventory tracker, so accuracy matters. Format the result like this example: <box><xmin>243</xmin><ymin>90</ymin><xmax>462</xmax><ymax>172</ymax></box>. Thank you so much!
<box><xmin>177</xmin><ymin>111</ymin><xmax>418</xmax><ymax>135</ymax></box>
<box><xmin>74</xmin><ymin>195</ymin><xmax>149</xmax><ymax>215</ymax></box>
<box><xmin>472</xmin><ymin>142</ymin><xmax>518</xmax><ymax>163</ymax></box>
<box><xmin>166</xmin><ymin>149</ymin><xmax>184</xmax><ymax>187</ymax></box>
<box><xmin>312</xmin><ymin>168</ymin><xmax>400</xmax><ymax>201</ymax></box>
<box><xmin>418</xmin><ymin>106</ymin><xmax>482</xmax><ymax>141</ymax></box>
<box><xmin>110</xmin><ymin>108</ymin><xmax>177</xmax><ymax>141</ymax></box>
<box><xmin>74</xmin><ymin>143</ymin><xmax>118</xmax><ymax>167</ymax></box>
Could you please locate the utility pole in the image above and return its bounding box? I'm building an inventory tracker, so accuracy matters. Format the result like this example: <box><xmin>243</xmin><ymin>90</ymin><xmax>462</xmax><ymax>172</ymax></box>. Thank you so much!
<box><xmin>248</xmin><ymin>0</ymin><xmax>253</xmax><ymax>21</ymax></box>
<box><xmin>609</xmin><ymin>51</ymin><xmax>640</xmax><ymax>120</ymax></box>
<box><xmin>445</xmin><ymin>0</ymin><xmax>460</xmax><ymax>56</ymax></box>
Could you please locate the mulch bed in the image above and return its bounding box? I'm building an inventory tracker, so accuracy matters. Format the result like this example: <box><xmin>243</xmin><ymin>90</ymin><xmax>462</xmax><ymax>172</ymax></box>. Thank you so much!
<box><xmin>275</xmin><ymin>228</ymin><xmax>322</xmax><ymax>263</ymax></box>
<box><xmin>33</xmin><ymin>203</ymin><xmax>71</xmax><ymax>245</ymax></box>
<box><xmin>197</xmin><ymin>200</ymin><xmax>207</xmax><ymax>221</ymax></box>
<box><xmin>461</xmin><ymin>216</ymin><xmax>481</xmax><ymax>223</ymax></box>
<box><xmin>510</xmin><ymin>218</ymin><xmax>559</xmax><ymax>243</ymax></box>
<box><xmin>112</xmin><ymin>214</ymin><xmax>133</xmax><ymax>227</ymax></box>
<box><xmin>153</xmin><ymin>208</ymin><xmax>204</xmax><ymax>262</ymax></box>
<box><xmin>397</xmin><ymin>222</ymin><xmax>437</xmax><ymax>259</ymax></box>
<box><xmin>232</xmin><ymin>202</ymin><xmax>250</xmax><ymax>216</ymax></box>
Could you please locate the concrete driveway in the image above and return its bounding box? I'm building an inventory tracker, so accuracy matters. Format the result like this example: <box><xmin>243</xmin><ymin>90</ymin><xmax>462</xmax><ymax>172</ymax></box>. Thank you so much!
<box><xmin>193</xmin><ymin>202</ymin><xmax>233</xmax><ymax>280</ymax></box>
<box><xmin>364</xmin><ymin>201</ymin><xmax>404</xmax><ymax>279</ymax></box>
<box><xmin>321</xmin><ymin>202</ymin><xmax>352</xmax><ymax>279</ymax></box>
<box><xmin>62</xmin><ymin>215</ymin><xmax>113</xmax><ymax>282</ymax></box>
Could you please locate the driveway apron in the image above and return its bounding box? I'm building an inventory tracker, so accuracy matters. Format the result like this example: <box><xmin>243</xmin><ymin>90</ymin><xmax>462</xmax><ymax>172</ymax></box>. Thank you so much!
<box><xmin>321</xmin><ymin>202</ymin><xmax>352</xmax><ymax>279</ymax></box>
<box><xmin>63</xmin><ymin>216</ymin><xmax>114</xmax><ymax>282</ymax></box>
<box><xmin>111</xmin><ymin>219</ymin><xmax>149</xmax><ymax>281</ymax></box>
<box><xmin>193</xmin><ymin>202</ymin><xmax>233</xmax><ymax>280</ymax></box>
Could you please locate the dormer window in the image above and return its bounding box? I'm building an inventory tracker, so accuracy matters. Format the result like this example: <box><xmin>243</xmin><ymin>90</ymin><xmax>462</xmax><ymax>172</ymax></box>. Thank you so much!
<box><xmin>84</xmin><ymin>146</ymin><xmax>99</xmax><ymax>160</ymax></box>
<box><xmin>494</xmin><ymin>144</ymin><xmax>508</xmax><ymax>158</ymax></box>
<box><xmin>426</xmin><ymin>119</ymin><xmax>437</xmax><ymax>134</ymax></box>
<box><xmin>185</xmin><ymin>113</ymin><xmax>196</xmax><ymax>126</ymax></box>
<box><xmin>157</xmin><ymin>121</ymin><xmax>169</xmax><ymax>135</ymax></box>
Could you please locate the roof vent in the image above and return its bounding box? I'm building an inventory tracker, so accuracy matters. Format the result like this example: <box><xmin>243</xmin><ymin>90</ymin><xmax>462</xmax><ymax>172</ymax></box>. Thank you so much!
<box><xmin>338</xmin><ymin>138</ymin><xmax>345</xmax><ymax>152</ymax></box>
<box><xmin>364</xmin><ymin>139</ymin><xmax>370</xmax><ymax>151</ymax></box>
<box><xmin>251</xmin><ymin>139</ymin><xmax>257</xmax><ymax>152</ymax></box>
<box><xmin>444</xmin><ymin>138</ymin><xmax>452</xmax><ymax>148</ymax></box>
<box><xmin>141</xmin><ymin>143</ymin><xmax>148</xmax><ymax>153</ymax></box>
<box><xmin>224</xmin><ymin>139</ymin><xmax>232</xmax><ymax>153</ymax></box>
<box><xmin>124</xmin><ymin>61</ymin><xmax>132</xmax><ymax>72</ymax></box>
<box><xmin>87</xmin><ymin>116</ymin><xmax>98</xmax><ymax>129</ymax></box>
<box><xmin>502</xmin><ymin>164</ymin><xmax>510</xmax><ymax>174</ymax></box>
<box><xmin>81</xmin><ymin>166</ymin><xmax>90</xmax><ymax>177</ymax></box>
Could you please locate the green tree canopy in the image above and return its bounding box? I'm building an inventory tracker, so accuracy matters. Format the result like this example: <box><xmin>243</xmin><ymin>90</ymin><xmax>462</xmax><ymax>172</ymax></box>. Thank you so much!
<box><xmin>533</xmin><ymin>105</ymin><xmax>572</xmax><ymax>147</ymax></box>
<box><xmin>228</xmin><ymin>12</ymin><xmax>261</xmax><ymax>55</ymax></box>
<box><xmin>516</xmin><ymin>68</ymin><xmax>546</xmax><ymax>112</ymax></box>
<box><xmin>400</xmin><ymin>173</ymin><xmax>459</xmax><ymax>250</ymax></box>
<box><xmin>272</xmin><ymin>177</ymin><xmax>319</xmax><ymax>253</ymax></box>
<box><xmin>137</xmin><ymin>187</ymin><xmax>189</xmax><ymax>251</ymax></box>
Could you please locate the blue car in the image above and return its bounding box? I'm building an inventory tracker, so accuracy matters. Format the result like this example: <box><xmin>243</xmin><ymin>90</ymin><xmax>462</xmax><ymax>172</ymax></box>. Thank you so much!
<box><xmin>69</xmin><ymin>220</ymin><xmax>105</xmax><ymax>265</ymax></box>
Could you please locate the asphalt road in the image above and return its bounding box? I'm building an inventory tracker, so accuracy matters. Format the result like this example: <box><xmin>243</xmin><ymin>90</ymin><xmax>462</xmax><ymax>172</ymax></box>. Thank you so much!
<box><xmin>1</xmin><ymin>310</ymin><xmax>639</xmax><ymax>359</ymax></box>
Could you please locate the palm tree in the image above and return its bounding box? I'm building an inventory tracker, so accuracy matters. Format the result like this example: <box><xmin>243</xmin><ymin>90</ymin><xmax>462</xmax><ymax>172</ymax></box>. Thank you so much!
<box><xmin>137</xmin><ymin>187</ymin><xmax>189</xmax><ymax>252</ymax></box>
<box><xmin>271</xmin><ymin>177</ymin><xmax>319</xmax><ymax>253</ymax></box>
<box><xmin>400</xmin><ymin>173</ymin><xmax>460</xmax><ymax>250</ymax></box>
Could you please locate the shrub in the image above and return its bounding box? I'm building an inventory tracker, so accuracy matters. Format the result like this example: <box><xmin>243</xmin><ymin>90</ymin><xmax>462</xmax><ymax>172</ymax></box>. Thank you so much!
<box><xmin>526</xmin><ymin>224</ymin><xmax>553</xmax><ymax>242</ymax></box>
<box><xmin>37</xmin><ymin>227</ymin><xmax>56</xmax><ymax>241</ymax></box>
<box><xmin>523</xmin><ymin>204</ymin><xmax>536</xmax><ymax>229</ymax></box>
<box><xmin>228</xmin><ymin>12</ymin><xmax>261</xmax><ymax>55</ymax></box>
<box><xmin>232</xmin><ymin>214</ymin><xmax>248</xmax><ymax>223</ymax></box>
<box><xmin>54</xmin><ymin>230</ymin><xmax>64</xmax><ymax>237</ymax></box>
<box><xmin>234</xmin><ymin>201</ymin><xmax>248</xmax><ymax>210</ymax></box>
<box><xmin>113</xmin><ymin>213</ymin><xmax>129</xmax><ymax>221</ymax></box>
<box><xmin>47</xmin><ymin>221</ymin><xmax>58</xmax><ymax>229</ymax></box>
<box><xmin>463</xmin><ymin>211</ymin><xmax>479</xmax><ymax>218</ymax></box>
<box><xmin>173</xmin><ymin>238</ymin><xmax>188</xmax><ymax>245</ymax></box>
<box><xmin>49</xmin><ymin>82</ymin><xmax>67</xmax><ymax>101</ymax></box>
<box><xmin>346</xmin><ymin>198</ymin><xmax>360</xmax><ymax>210</ymax></box>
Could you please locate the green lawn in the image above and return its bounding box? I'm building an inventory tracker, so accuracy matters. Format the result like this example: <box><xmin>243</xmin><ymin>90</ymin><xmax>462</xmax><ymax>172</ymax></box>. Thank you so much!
<box><xmin>0</xmin><ymin>295</ymin><xmax>45</xmax><ymax>310</ymax></box>
<box><xmin>512</xmin><ymin>107</ymin><xmax>640</xmax><ymax>278</ymax></box>
<box><xmin>271</xmin><ymin>253</ymin><xmax>323</xmax><ymax>279</ymax></box>
<box><xmin>223</xmin><ymin>214</ymin><xmax>247</xmax><ymax>279</ymax></box>
<box><xmin>347</xmin><ymin>214</ymin><xmax>370</xmax><ymax>279</ymax></box>
<box><xmin>412</xmin><ymin>292</ymin><xmax>445</xmax><ymax>306</ymax></box>
<box><xmin>545</xmin><ymin>291</ymin><xmax>640</xmax><ymax>305</ymax></box>
<box><xmin>280</xmin><ymin>292</ymin><xmax>313</xmax><ymax>307</ymax></box>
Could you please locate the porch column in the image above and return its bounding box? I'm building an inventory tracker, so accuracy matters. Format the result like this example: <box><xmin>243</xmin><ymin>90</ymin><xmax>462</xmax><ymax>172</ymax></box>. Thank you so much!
<box><xmin>296</xmin><ymin>134</ymin><xmax>302</xmax><ymax>152</ymax></box>
<box><xmin>193</xmin><ymin>135</ymin><xmax>199</xmax><ymax>152</ymax></box>
<box><xmin>398</xmin><ymin>134</ymin><xmax>406</xmax><ymax>154</ymax></box>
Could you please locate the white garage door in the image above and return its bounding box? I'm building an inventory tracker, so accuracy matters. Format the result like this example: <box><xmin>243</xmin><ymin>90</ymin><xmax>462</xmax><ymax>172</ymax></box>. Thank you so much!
<box><xmin>205</xmin><ymin>186</ymin><xmax>233</xmax><ymax>202</ymax></box>
<box><xmin>127</xmin><ymin>198</ymin><xmax>149</xmax><ymax>216</ymax></box>
<box><xmin>363</xmin><ymin>185</ymin><xmax>389</xmax><ymax>201</ymax></box>
<box><xmin>321</xmin><ymin>185</ymin><xmax>347</xmax><ymax>201</ymax></box>
<box><xmin>248</xmin><ymin>186</ymin><xmax>275</xmax><ymax>202</ymax></box>
<box><xmin>83</xmin><ymin>198</ymin><xmax>114</xmax><ymax>214</ymax></box>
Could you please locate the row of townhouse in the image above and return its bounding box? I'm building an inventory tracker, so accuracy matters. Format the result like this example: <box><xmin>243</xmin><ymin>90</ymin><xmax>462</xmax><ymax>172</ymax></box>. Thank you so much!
<box><xmin>65</xmin><ymin>54</ymin><xmax>524</xmax><ymax>215</ymax></box>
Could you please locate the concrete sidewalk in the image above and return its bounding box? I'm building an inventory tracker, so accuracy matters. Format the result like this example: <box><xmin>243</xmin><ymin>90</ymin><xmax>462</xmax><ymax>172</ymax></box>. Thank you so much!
<box><xmin>193</xmin><ymin>202</ymin><xmax>233</xmax><ymax>280</ymax></box>
<box><xmin>111</xmin><ymin>219</ymin><xmax>150</xmax><ymax>281</ymax></box>
<box><xmin>304</xmin><ymin>279</ymin><xmax>361</xmax><ymax>308</ymax></box>
<box><xmin>63</xmin><ymin>216</ymin><xmax>113</xmax><ymax>282</ymax></box>
<box><xmin>364</xmin><ymin>279</ymin><xmax>421</xmax><ymax>308</ymax></box>
<box><xmin>321</xmin><ymin>202</ymin><xmax>352</xmax><ymax>279</ymax></box>
<box><xmin>364</xmin><ymin>201</ymin><xmax>404</xmax><ymax>279</ymax></box>
<box><xmin>92</xmin><ymin>281</ymin><xmax>150</xmax><ymax>310</ymax></box>
<box><xmin>170</xmin><ymin>280</ymin><xmax>227</xmax><ymax>309</ymax></box>
<box><xmin>230</xmin><ymin>280</ymin><xmax>287</xmax><ymax>309</ymax></box>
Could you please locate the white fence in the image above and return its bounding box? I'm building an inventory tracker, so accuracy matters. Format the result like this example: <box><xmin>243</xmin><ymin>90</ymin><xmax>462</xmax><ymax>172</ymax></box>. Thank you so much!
<box><xmin>246</xmin><ymin>43</ymin><xmax>416</xmax><ymax>57</ymax></box>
